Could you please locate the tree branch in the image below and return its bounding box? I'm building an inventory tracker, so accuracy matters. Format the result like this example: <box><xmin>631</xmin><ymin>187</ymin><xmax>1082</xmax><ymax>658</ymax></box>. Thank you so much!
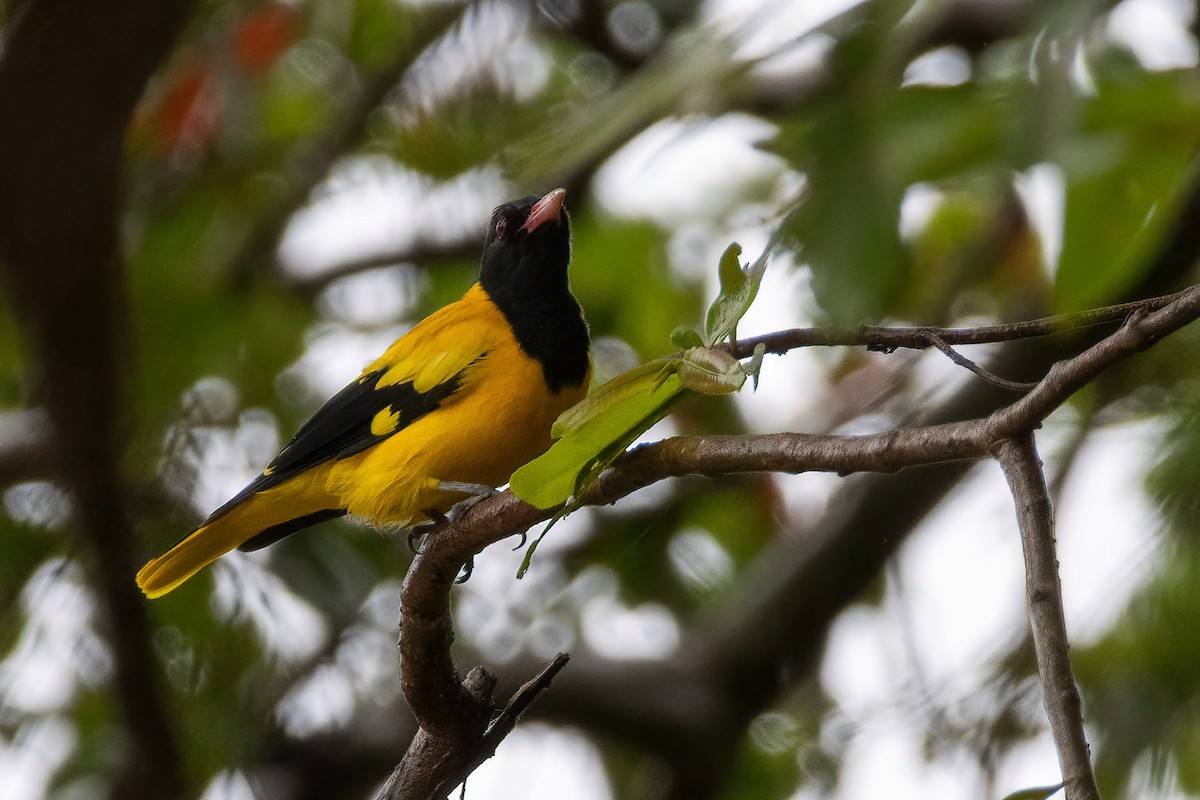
<box><xmin>287</xmin><ymin>237</ymin><xmax>479</xmax><ymax>296</ymax></box>
<box><xmin>481</xmin><ymin>652</ymin><xmax>570</xmax><ymax>746</ymax></box>
<box><xmin>386</xmin><ymin>284</ymin><xmax>1200</xmax><ymax>792</ymax></box>
<box><xmin>374</xmin><ymin>667</ymin><xmax>495</xmax><ymax>800</ymax></box>
<box><xmin>0</xmin><ymin>1</ymin><xmax>194</xmax><ymax>796</ymax></box>
<box><xmin>918</xmin><ymin>330</ymin><xmax>1039</xmax><ymax>392</ymax></box>
<box><xmin>995</xmin><ymin>436</ymin><xmax>1100</xmax><ymax>800</ymax></box>
<box><xmin>390</xmin><ymin>543</ymin><xmax>572</xmax><ymax>798</ymax></box>
<box><xmin>399</xmin><ymin>537</ymin><xmax>483</xmax><ymax>738</ymax></box>
<box><xmin>731</xmin><ymin>287</ymin><xmax>1194</xmax><ymax>358</ymax></box>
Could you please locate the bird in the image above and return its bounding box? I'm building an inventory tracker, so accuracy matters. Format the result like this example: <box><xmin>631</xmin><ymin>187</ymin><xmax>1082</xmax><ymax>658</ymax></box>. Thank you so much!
<box><xmin>137</xmin><ymin>188</ymin><xmax>590</xmax><ymax>598</ymax></box>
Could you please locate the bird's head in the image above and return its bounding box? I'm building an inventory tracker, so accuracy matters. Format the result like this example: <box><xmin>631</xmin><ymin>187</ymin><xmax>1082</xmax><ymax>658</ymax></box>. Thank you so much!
<box><xmin>479</xmin><ymin>188</ymin><xmax>572</xmax><ymax>301</ymax></box>
<box><xmin>477</xmin><ymin>187</ymin><xmax>589</xmax><ymax>390</ymax></box>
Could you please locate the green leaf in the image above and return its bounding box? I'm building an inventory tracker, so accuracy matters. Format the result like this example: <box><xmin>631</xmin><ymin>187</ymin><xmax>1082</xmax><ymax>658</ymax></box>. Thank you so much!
<box><xmin>999</xmin><ymin>783</ymin><xmax>1064</xmax><ymax>800</ymax></box>
<box><xmin>1055</xmin><ymin>72</ymin><xmax>1200</xmax><ymax>311</ymax></box>
<box><xmin>745</xmin><ymin>342</ymin><xmax>766</xmax><ymax>390</ymax></box>
<box><xmin>517</xmin><ymin>522</ymin><xmax>554</xmax><ymax>578</ymax></box>
<box><xmin>767</xmin><ymin>15</ymin><xmax>909</xmax><ymax>323</ymax></box>
<box><xmin>704</xmin><ymin>243</ymin><xmax>769</xmax><ymax>346</ymax></box>
<box><xmin>671</xmin><ymin>325</ymin><xmax>705</xmax><ymax>350</ymax></box>
<box><xmin>550</xmin><ymin>357</ymin><xmax>677</xmax><ymax>439</ymax></box>
<box><xmin>567</xmin><ymin>216</ymin><xmax>698</xmax><ymax>357</ymax></box>
<box><xmin>514</xmin><ymin>238</ymin><xmax>774</xmax><ymax>511</ymax></box>
<box><xmin>511</xmin><ymin>363</ymin><xmax>688</xmax><ymax>510</ymax></box>
<box><xmin>884</xmin><ymin>85</ymin><xmax>1005</xmax><ymax>186</ymax></box>
<box><xmin>718</xmin><ymin>242</ymin><xmax>747</xmax><ymax>293</ymax></box>
<box><xmin>704</xmin><ymin>242</ymin><xmax>744</xmax><ymax>343</ymax></box>
<box><xmin>1057</xmin><ymin>144</ymin><xmax>1199</xmax><ymax>310</ymax></box>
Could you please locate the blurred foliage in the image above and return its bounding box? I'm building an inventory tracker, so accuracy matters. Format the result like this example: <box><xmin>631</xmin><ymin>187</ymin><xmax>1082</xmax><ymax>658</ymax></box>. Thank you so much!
<box><xmin>2</xmin><ymin>0</ymin><xmax>1200</xmax><ymax>798</ymax></box>
<box><xmin>1075</xmin><ymin>382</ymin><xmax>1200</xmax><ymax>797</ymax></box>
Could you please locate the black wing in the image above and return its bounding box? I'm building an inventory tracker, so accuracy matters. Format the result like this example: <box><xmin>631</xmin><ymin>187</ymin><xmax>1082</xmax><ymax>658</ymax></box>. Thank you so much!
<box><xmin>266</xmin><ymin>368</ymin><xmax>463</xmax><ymax>483</ymax></box>
<box><xmin>199</xmin><ymin>366</ymin><xmax>465</xmax><ymax>530</ymax></box>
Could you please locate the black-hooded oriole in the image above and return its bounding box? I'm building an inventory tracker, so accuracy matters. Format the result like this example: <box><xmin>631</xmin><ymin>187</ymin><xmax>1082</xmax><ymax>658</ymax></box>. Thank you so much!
<box><xmin>137</xmin><ymin>188</ymin><xmax>590</xmax><ymax>598</ymax></box>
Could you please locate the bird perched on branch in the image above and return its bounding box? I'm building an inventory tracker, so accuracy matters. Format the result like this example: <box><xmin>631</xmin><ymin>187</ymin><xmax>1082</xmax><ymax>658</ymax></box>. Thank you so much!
<box><xmin>137</xmin><ymin>188</ymin><xmax>590</xmax><ymax>598</ymax></box>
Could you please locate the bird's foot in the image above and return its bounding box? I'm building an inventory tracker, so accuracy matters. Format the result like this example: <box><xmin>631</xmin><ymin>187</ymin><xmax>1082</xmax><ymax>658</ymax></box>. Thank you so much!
<box><xmin>427</xmin><ymin>483</ymin><xmax>498</xmax><ymax>583</ymax></box>
<box><xmin>408</xmin><ymin>507</ymin><xmax>451</xmax><ymax>552</ymax></box>
<box><xmin>406</xmin><ymin>525</ymin><xmax>431</xmax><ymax>553</ymax></box>
<box><xmin>436</xmin><ymin>482</ymin><xmax>525</xmax><ymax>550</ymax></box>
<box><xmin>437</xmin><ymin>481</ymin><xmax>499</xmax><ymax>520</ymax></box>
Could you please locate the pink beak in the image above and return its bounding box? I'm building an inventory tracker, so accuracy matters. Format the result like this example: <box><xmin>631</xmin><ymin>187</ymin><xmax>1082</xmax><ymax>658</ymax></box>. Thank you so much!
<box><xmin>521</xmin><ymin>188</ymin><xmax>566</xmax><ymax>234</ymax></box>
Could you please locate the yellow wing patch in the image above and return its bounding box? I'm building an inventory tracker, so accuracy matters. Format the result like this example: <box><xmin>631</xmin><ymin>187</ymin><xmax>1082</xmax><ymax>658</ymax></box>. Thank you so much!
<box><xmin>366</xmin><ymin>285</ymin><xmax>505</xmax><ymax>396</ymax></box>
<box><xmin>370</xmin><ymin>406</ymin><xmax>401</xmax><ymax>437</ymax></box>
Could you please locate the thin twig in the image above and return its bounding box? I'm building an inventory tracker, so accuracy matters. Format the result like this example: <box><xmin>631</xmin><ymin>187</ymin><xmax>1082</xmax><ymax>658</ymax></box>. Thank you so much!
<box><xmin>918</xmin><ymin>330</ymin><xmax>1040</xmax><ymax>392</ymax></box>
<box><xmin>995</xmin><ymin>436</ymin><xmax>1100</xmax><ymax>800</ymax></box>
<box><xmin>730</xmin><ymin>287</ymin><xmax>1192</xmax><ymax>357</ymax></box>
<box><xmin>482</xmin><ymin>653</ymin><xmax>570</xmax><ymax>742</ymax></box>
<box><xmin>377</xmin><ymin>652</ymin><xmax>570</xmax><ymax>799</ymax></box>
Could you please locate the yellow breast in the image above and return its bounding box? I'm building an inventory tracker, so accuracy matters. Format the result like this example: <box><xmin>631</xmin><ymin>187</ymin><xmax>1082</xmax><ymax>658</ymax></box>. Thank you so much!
<box><xmin>325</xmin><ymin>284</ymin><xmax>588</xmax><ymax>525</ymax></box>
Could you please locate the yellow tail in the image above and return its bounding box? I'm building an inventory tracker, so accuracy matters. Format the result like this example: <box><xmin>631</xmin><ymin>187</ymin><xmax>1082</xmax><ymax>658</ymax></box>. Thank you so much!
<box><xmin>137</xmin><ymin>471</ymin><xmax>340</xmax><ymax>599</ymax></box>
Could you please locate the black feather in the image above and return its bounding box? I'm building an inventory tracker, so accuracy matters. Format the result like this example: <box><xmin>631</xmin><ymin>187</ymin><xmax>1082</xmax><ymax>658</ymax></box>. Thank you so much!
<box><xmin>479</xmin><ymin>195</ymin><xmax>589</xmax><ymax>392</ymax></box>
<box><xmin>266</xmin><ymin>368</ymin><xmax>464</xmax><ymax>483</ymax></box>
<box><xmin>238</xmin><ymin>509</ymin><xmax>348</xmax><ymax>552</ymax></box>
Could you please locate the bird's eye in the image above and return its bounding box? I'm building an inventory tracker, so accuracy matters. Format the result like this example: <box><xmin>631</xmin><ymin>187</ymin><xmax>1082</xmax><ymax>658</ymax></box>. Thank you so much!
<box><xmin>494</xmin><ymin>217</ymin><xmax>508</xmax><ymax>240</ymax></box>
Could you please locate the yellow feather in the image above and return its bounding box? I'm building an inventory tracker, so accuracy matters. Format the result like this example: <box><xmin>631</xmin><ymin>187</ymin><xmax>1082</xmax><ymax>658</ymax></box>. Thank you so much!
<box><xmin>329</xmin><ymin>285</ymin><xmax>587</xmax><ymax>524</ymax></box>
<box><xmin>370</xmin><ymin>406</ymin><xmax>400</xmax><ymax>436</ymax></box>
<box><xmin>371</xmin><ymin>287</ymin><xmax>494</xmax><ymax>389</ymax></box>
<box><xmin>136</xmin><ymin>465</ymin><xmax>339</xmax><ymax>598</ymax></box>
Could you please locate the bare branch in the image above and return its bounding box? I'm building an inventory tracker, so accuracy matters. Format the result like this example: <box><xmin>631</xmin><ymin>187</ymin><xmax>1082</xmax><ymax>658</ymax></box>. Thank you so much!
<box><xmin>731</xmin><ymin>288</ymin><xmax>1193</xmax><ymax>358</ymax></box>
<box><xmin>995</xmin><ymin>436</ymin><xmax>1100</xmax><ymax>800</ymax></box>
<box><xmin>918</xmin><ymin>330</ymin><xmax>1039</xmax><ymax>392</ymax></box>
<box><xmin>391</xmin><ymin>531</ymin><xmax>573</xmax><ymax>796</ymax></box>
<box><xmin>387</xmin><ymin>624</ymin><xmax>569</xmax><ymax>798</ymax></box>
<box><xmin>388</xmin><ymin>284</ymin><xmax>1200</xmax><ymax>791</ymax></box>
<box><xmin>288</xmin><ymin>237</ymin><xmax>479</xmax><ymax>296</ymax></box>
<box><xmin>405</xmin><ymin>284</ymin><xmax>1200</xmax><ymax>599</ymax></box>
<box><xmin>374</xmin><ymin>667</ymin><xmax>496</xmax><ymax>800</ymax></box>
<box><xmin>469</xmin><ymin>653</ymin><xmax>570</xmax><ymax>773</ymax></box>
<box><xmin>988</xmin><ymin>295</ymin><xmax>1200</xmax><ymax>433</ymax></box>
<box><xmin>399</xmin><ymin>541</ymin><xmax>483</xmax><ymax>738</ymax></box>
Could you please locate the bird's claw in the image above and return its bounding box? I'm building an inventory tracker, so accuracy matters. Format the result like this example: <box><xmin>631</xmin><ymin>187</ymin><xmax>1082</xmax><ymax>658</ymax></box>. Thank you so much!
<box><xmin>443</xmin><ymin>485</ymin><xmax>499</xmax><ymax>521</ymax></box>
<box><xmin>406</xmin><ymin>528</ymin><xmax>426</xmax><ymax>554</ymax></box>
<box><xmin>408</xmin><ymin>508</ymin><xmax>452</xmax><ymax>553</ymax></box>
